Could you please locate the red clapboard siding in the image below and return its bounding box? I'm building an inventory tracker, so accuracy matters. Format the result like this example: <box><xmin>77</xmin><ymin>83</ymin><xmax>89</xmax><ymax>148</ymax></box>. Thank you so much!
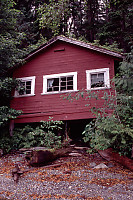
<box><xmin>11</xmin><ymin>40</ymin><xmax>117</xmax><ymax>123</ymax></box>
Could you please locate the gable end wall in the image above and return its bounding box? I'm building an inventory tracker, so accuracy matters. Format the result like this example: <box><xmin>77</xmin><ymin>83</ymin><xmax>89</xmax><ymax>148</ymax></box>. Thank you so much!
<box><xmin>11</xmin><ymin>41</ymin><xmax>115</xmax><ymax>123</ymax></box>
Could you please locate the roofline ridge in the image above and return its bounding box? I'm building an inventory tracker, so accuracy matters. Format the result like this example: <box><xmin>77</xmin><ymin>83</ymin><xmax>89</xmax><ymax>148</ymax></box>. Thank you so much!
<box><xmin>25</xmin><ymin>35</ymin><xmax>124</xmax><ymax>61</ymax></box>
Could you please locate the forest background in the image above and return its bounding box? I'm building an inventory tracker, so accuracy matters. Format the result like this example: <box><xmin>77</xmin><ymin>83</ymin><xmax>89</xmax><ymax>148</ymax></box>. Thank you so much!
<box><xmin>0</xmin><ymin>0</ymin><xmax>133</xmax><ymax>156</ymax></box>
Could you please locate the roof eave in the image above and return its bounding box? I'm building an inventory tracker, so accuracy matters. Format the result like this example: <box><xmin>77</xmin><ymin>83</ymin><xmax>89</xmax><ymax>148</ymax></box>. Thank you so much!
<box><xmin>56</xmin><ymin>36</ymin><xmax>124</xmax><ymax>59</ymax></box>
<box><xmin>25</xmin><ymin>36</ymin><xmax>124</xmax><ymax>61</ymax></box>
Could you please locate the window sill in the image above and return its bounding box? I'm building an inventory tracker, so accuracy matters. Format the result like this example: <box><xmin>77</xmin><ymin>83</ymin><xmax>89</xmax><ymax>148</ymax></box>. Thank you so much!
<box><xmin>14</xmin><ymin>94</ymin><xmax>35</xmax><ymax>98</ymax></box>
<box><xmin>41</xmin><ymin>90</ymin><xmax>79</xmax><ymax>95</ymax></box>
<box><xmin>86</xmin><ymin>87</ymin><xmax>111</xmax><ymax>91</ymax></box>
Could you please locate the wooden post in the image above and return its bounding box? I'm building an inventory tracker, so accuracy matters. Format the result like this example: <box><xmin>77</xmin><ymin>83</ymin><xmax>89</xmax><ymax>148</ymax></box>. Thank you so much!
<box><xmin>131</xmin><ymin>144</ymin><xmax>133</xmax><ymax>158</ymax></box>
<box><xmin>65</xmin><ymin>121</ymin><xmax>69</xmax><ymax>140</ymax></box>
<box><xmin>9</xmin><ymin>120</ymin><xmax>14</xmax><ymax>136</ymax></box>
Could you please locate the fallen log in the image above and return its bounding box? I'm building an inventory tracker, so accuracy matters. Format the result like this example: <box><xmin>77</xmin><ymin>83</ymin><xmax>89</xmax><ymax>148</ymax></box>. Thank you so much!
<box><xmin>25</xmin><ymin>147</ymin><xmax>73</xmax><ymax>166</ymax></box>
<box><xmin>98</xmin><ymin>148</ymin><xmax>133</xmax><ymax>171</ymax></box>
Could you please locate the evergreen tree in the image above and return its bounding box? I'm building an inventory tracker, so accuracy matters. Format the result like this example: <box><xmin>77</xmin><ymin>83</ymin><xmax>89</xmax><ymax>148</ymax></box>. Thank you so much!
<box><xmin>14</xmin><ymin>0</ymin><xmax>45</xmax><ymax>47</ymax></box>
<box><xmin>0</xmin><ymin>0</ymin><xmax>24</xmax><ymax>134</ymax></box>
<box><xmin>97</xmin><ymin>0</ymin><xmax>133</xmax><ymax>52</ymax></box>
<box><xmin>38</xmin><ymin>0</ymin><xmax>100</xmax><ymax>41</ymax></box>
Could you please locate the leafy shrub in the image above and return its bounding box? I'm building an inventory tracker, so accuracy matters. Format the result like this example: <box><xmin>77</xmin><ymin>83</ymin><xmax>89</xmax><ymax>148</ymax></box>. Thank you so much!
<box><xmin>82</xmin><ymin>116</ymin><xmax>133</xmax><ymax>157</ymax></box>
<box><xmin>0</xmin><ymin>119</ymin><xmax>63</xmax><ymax>153</ymax></box>
<box><xmin>0</xmin><ymin>137</ymin><xmax>12</xmax><ymax>154</ymax></box>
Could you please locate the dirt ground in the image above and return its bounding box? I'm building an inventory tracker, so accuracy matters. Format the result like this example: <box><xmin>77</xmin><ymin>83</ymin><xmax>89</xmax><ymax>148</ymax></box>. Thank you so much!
<box><xmin>0</xmin><ymin>147</ymin><xmax>133</xmax><ymax>200</ymax></box>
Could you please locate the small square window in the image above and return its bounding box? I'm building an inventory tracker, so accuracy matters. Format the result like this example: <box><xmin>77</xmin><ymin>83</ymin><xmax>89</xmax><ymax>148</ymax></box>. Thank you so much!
<box><xmin>86</xmin><ymin>68</ymin><xmax>110</xmax><ymax>90</ymax></box>
<box><xmin>14</xmin><ymin>76</ymin><xmax>35</xmax><ymax>97</ymax></box>
<box><xmin>91</xmin><ymin>73</ymin><xmax>104</xmax><ymax>88</ymax></box>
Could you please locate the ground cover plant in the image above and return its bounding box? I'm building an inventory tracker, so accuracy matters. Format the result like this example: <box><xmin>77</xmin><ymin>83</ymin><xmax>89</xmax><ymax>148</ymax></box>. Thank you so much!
<box><xmin>0</xmin><ymin>118</ymin><xmax>64</xmax><ymax>154</ymax></box>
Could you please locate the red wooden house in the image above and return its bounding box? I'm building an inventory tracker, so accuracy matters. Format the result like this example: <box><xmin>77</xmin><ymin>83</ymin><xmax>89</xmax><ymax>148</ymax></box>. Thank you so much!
<box><xmin>10</xmin><ymin>36</ymin><xmax>123</xmax><ymax>138</ymax></box>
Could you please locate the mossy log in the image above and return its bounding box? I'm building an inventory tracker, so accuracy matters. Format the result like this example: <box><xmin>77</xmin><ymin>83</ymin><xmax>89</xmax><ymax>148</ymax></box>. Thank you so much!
<box><xmin>25</xmin><ymin>147</ymin><xmax>73</xmax><ymax>166</ymax></box>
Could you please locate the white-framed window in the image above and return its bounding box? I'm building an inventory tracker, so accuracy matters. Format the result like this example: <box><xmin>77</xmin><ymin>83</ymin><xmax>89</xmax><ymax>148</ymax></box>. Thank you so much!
<box><xmin>42</xmin><ymin>72</ymin><xmax>77</xmax><ymax>94</ymax></box>
<box><xmin>86</xmin><ymin>68</ymin><xmax>110</xmax><ymax>90</ymax></box>
<box><xmin>14</xmin><ymin>76</ymin><xmax>35</xmax><ymax>97</ymax></box>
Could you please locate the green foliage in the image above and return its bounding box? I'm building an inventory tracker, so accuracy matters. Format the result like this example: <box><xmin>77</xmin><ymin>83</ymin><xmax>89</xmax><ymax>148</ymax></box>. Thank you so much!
<box><xmin>92</xmin><ymin>40</ymin><xmax>123</xmax><ymax>53</ymax></box>
<box><xmin>0</xmin><ymin>119</ymin><xmax>63</xmax><ymax>153</ymax></box>
<box><xmin>38</xmin><ymin>0</ymin><xmax>70</xmax><ymax>36</ymax></box>
<box><xmin>0</xmin><ymin>78</ymin><xmax>22</xmax><ymax>131</ymax></box>
<box><xmin>97</xmin><ymin>0</ymin><xmax>133</xmax><ymax>52</ymax></box>
<box><xmin>0</xmin><ymin>78</ymin><xmax>17</xmax><ymax>100</ymax></box>
<box><xmin>0</xmin><ymin>137</ymin><xmax>12</xmax><ymax>154</ymax></box>
<box><xmin>0</xmin><ymin>0</ymin><xmax>26</xmax><ymax>75</ymax></box>
<box><xmin>64</xmin><ymin>51</ymin><xmax>133</xmax><ymax>157</ymax></box>
<box><xmin>82</xmin><ymin>51</ymin><xmax>133</xmax><ymax>157</ymax></box>
<box><xmin>82</xmin><ymin>116</ymin><xmax>133</xmax><ymax>157</ymax></box>
<box><xmin>0</xmin><ymin>106</ymin><xmax>22</xmax><ymax>127</ymax></box>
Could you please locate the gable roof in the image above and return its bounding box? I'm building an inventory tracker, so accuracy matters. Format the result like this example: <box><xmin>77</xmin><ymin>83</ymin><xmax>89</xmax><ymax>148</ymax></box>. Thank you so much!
<box><xmin>26</xmin><ymin>36</ymin><xmax>124</xmax><ymax>60</ymax></box>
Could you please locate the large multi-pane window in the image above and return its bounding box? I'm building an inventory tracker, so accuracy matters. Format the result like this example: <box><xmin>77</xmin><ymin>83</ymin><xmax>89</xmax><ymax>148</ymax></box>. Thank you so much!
<box><xmin>14</xmin><ymin>76</ymin><xmax>35</xmax><ymax>97</ymax></box>
<box><xmin>86</xmin><ymin>68</ymin><xmax>110</xmax><ymax>90</ymax></box>
<box><xmin>47</xmin><ymin>76</ymin><xmax>73</xmax><ymax>92</ymax></box>
<box><xmin>42</xmin><ymin>72</ymin><xmax>77</xmax><ymax>94</ymax></box>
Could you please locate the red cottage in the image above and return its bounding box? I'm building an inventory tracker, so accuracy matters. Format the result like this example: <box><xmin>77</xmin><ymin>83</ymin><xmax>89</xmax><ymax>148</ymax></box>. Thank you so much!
<box><xmin>10</xmin><ymin>36</ymin><xmax>123</xmax><ymax>138</ymax></box>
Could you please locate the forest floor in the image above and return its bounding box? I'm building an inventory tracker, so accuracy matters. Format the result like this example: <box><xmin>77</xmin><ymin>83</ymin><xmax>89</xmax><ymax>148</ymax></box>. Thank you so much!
<box><xmin>0</xmin><ymin>146</ymin><xmax>133</xmax><ymax>200</ymax></box>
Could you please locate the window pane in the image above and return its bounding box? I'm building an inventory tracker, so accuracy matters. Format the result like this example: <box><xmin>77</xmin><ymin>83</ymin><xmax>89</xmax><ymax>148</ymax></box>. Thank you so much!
<box><xmin>67</xmin><ymin>85</ymin><xmax>73</xmax><ymax>90</ymax></box>
<box><xmin>61</xmin><ymin>77</ymin><xmax>66</xmax><ymax>90</ymax></box>
<box><xmin>67</xmin><ymin>76</ymin><xmax>73</xmax><ymax>86</ymax></box>
<box><xmin>91</xmin><ymin>73</ymin><xmax>104</xmax><ymax>88</ymax></box>
<box><xmin>98</xmin><ymin>73</ymin><xmax>104</xmax><ymax>78</ymax></box>
<box><xmin>53</xmin><ymin>86</ymin><xmax>59</xmax><ymax>91</ymax></box>
<box><xmin>19</xmin><ymin>90</ymin><xmax>25</xmax><ymax>95</ymax></box>
<box><xmin>26</xmin><ymin>81</ymin><xmax>31</xmax><ymax>89</ymax></box>
<box><xmin>67</xmin><ymin>81</ymin><xmax>73</xmax><ymax>86</ymax></box>
<box><xmin>47</xmin><ymin>79</ymin><xmax>54</xmax><ymax>91</ymax></box>
<box><xmin>47</xmin><ymin>78</ymin><xmax>59</xmax><ymax>92</ymax></box>
<box><xmin>61</xmin><ymin>77</ymin><xmax>66</xmax><ymax>87</ymax></box>
<box><xmin>26</xmin><ymin>81</ymin><xmax>31</xmax><ymax>94</ymax></box>
<box><xmin>61</xmin><ymin>86</ymin><xmax>66</xmax><ymax>91</ymax></box>
<box><xmin>61</xmin><ymin>77</ymin><xmax>66</xmax><ymax>82</ymax></box>
<box><xmin>67</xmin><ymin>76</ymin><xmax>73</xmax><ymax>90</ymax></box>
<box><xmin>26</xmin><ymin>81</ymin><xmax>31</xmax><ymax>86</ymax></box>
<box><xmin>53</xmin><ymin>78</ymin><xmax>59</xmax><ymax>91</ymax></box>
<box><xmin>53</xmin><ymin>78</ymin><xmax>59</xmax><ymax>86</ymax></box>
<box><xmin>67</xmin><ymin>76</ymin><xmax>73</xmax><ymax>81</ymax></box>
<box><xmin>26</xmin><ymin>89</ymin><xmax>31</xmax><ymax>94</ymax></box>
<box><xmin>61</xmin><ymin>76</ymin><xmax>74</xmax><ymax>91</ymax></box>
<box><xmin>18</xmin><ymin>81</ymin><xmax>25</xmax><ymax>95</ymax></box>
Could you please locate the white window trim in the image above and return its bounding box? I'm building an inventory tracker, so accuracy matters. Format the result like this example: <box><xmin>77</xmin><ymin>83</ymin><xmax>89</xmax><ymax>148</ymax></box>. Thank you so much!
<box><xmin>86</xmin><ymin>68</ymin><xmax>110</xmax><ymax>90</ymax></box>
<box><xmin>42</xmin><ymin>72</ymin><xmax>78</xmax><ymax>95</ymax></box>
<box><xmin>14</xmin><ymin>76</ymin><xmax>36</xmax><ymax>97</ymax></box>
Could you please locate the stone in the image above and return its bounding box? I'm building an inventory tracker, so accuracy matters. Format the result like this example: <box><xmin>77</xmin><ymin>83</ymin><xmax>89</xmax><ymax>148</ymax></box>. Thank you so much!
<box><xmin>68</xmin><ymin>152</ymin><xmax>82</xmax><ymax>157</ymax></box>
<box><xmin>89</xmin><ymin>162</ymin><xmax>97</xmax><ymax>168</ymax></box>
<box><xmin>74</xmin><ymin>146</ymin><xmax>90</xmax><ymax>150</ymax></box>
<box><xmin>94</xmin><ymin>163</ymin><xmax>108</xmax><ymax>169</ymax></box>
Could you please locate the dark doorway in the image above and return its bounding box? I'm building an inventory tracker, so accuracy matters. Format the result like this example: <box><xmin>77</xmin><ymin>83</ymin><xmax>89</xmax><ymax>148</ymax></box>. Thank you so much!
<box><xmin>65</xmin><ymin>119</ymin><xmax>92</xmax><ymax>142</ymax></box>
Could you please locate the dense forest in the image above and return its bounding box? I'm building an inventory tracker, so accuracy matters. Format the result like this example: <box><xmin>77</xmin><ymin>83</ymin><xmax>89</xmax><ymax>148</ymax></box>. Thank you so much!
<box><xmin>0</xmin><ymin>0</ymin><xmax>133</xmax><ymax>156</ymax></box>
